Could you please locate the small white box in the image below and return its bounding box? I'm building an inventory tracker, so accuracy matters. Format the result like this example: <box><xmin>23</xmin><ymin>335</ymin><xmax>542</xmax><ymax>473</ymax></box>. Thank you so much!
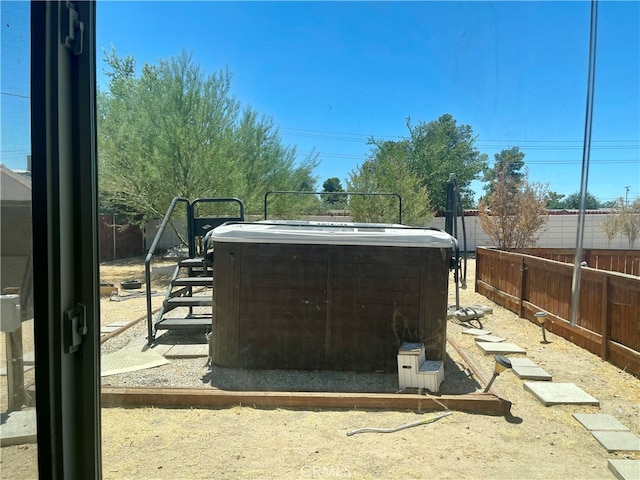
<box><xmin>397</xmin><ymin>342</ymin><xmax>425</xmax><ymax>389</ymax></box>
<box><xmin>417</xmin><ymin>360</ymin><xmax>444</xmax><ymax>392</ymax></box>
<box><xmin>397</xmin><ymin>342</ymin><xmax>444</xmax><ymax>393</ymax></box>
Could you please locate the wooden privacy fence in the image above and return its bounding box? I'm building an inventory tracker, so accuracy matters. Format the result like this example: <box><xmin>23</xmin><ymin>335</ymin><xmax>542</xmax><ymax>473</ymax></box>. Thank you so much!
<box><xmin>476</xmin><ymin>247</ymin><xmax>640</xmax><ymax>376</ymax></box>
<box><xmin>98</xmin><ymin>214</ymin><xmax>144</xmax><ymax>262</ymax></box>
<box><xmin>515</xmin><ymin>248</ymin><xmax>640</xmax><ymax>276</ymax></box>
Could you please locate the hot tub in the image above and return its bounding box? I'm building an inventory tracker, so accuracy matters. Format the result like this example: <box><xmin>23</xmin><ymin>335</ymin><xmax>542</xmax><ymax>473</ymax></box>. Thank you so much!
<box><xmin>211</xmin><ymin>221</ymin><xmax>453</xmax><ymax>372</ymax></box>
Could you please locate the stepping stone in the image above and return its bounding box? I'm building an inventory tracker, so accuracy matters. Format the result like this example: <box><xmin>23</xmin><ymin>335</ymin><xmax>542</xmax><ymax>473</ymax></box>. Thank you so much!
<box><xmin>523</xmin><ymin>382</ymin><xmax>599</xmax><ymax>406</ymax></box>
<box><xmin>474</xmin><ymin>334</ymin><xmax>505</xmax><ymax>343</ymax></box>
<box><xmin>476</xmin><ymin>342</ymin><xmax>526</xmax><ymax>355</ymax></box>
<box><xmin>101</xmin><ymin>346</ymin><xmax>169</xmax><ymax>377</ymax></box>
<box><xmin>608</xmin><ymin>459</ymin><xmax>640</xmax><ymax>480</ymax></box>
<box><xmin>150</xmin><ymin>343</ymin><xmax>175</xmax><ymax>356</ymax></box>
<box><xmin>0</xmin><ymin>410</ymin><xmax>37</xmax><ymax>446</ymax></box>
<box><xmin>573</xmin><ymin>413</ymin><xmax>630</xmax><ymax>432</ymax></box>
<box><xmin>462</xmin><ymin>328</ymin><xmax>491</xmax><ymax>336</ymax></box>
<box><xmin>511</xmin><ymin>365</ymin><xmax>552</xmax><ymax>381</ymax></box>
<box><xmin>164</xmin><ymin>344</ymin><xmax>208</xmax><ymax>358</ymax></box>
<box><xmin>591</xmin><ymin>431</ymin><xmax>640</xmax><ymax>453</ymax></box>
<box><xmin>507</xmin><ymin>357</ymin><xmax>552</xmax><ymax>379</ymax></box>
<box><xmin>507</xmin><ymin>357</ymin><xmax>537</xmax><ymax>367</ymax></box>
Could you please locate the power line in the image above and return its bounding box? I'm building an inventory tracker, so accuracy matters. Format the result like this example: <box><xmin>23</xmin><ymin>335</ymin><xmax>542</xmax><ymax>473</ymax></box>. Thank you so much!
<box><xmin>301</xmin><ymin>151</ymin><xmax>637</xmax><ymax>166</ymax></box>
<box><xmin>281</xmin><ymin>126</ymin><xmax>639</xmax><ymax>145</ymax></box>
<box><xmin>0</xmin><ymin>92</ymin><xmax>30</xmax><ymax>99</ymax></box>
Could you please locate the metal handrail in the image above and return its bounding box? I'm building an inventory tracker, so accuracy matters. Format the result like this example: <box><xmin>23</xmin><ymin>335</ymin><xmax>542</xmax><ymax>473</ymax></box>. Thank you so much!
<box><xmin>263</xmin><ymin>190</ymin><xmax>403</xmax><ymax>224</ymax></box>
<box><xmin>145</xmin><ymin>197</ymin><xmax>190</xmax><ymax>344</ymax></box>
<box><xmin>191</xmin><ymin>197</ymin><xmax>245</xmax><ymax>258</ymax></box>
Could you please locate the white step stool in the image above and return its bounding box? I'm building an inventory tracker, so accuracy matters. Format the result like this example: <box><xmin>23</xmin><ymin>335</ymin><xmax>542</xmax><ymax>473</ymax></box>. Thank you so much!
<box><xmin>397</xmin><ymin>342</ymin><xmax>444</xmax><ymax>392</ymax></box>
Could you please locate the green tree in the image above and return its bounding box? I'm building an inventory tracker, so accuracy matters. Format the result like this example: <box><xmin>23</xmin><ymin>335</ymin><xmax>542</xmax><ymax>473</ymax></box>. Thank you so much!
<box><xmin>482</xmin><ymin>147</ymin><xmax>526</xmax><ymax>196</ymax></box>
<box><xmin>560</xmin><ymin>192</ymin><xmax>602</xmax><ymax>210</ymax></box>
<box><xmin>546</xmin><ymin>191</ymin><xmax>566</xmax><ymax>209</ymax></box>
<box><xmin>478</xmin><ymin>164</ymin><xmax>548</xmax><ymax>249</ymax></box>
<box><xmin>364</xmin><ymin>115</ymin><xmax>486</xmax><ymax>212</ymax></box>
<box><xmin>98</xmin><ymin>49</ymin><xmax>318</xmax><ymax>223</ymax></box>
<box><xmin>231</xmin><ymin>108</ymin><xmax>319</xmax><ymax>217</ymax></box>
<box><xmin>321</xmin><ymin>177</ymin><xmax>347</xmax><ymax>207</ymax></box>
<box><xmin>347</xmin><ymin>142</ymin><xmax>433</xmax><ymax>226</ymax></box>
<box><xmin>403</xmin><ymin>114</ymin><xmax>487</xmax><ymax>211</ymax></box>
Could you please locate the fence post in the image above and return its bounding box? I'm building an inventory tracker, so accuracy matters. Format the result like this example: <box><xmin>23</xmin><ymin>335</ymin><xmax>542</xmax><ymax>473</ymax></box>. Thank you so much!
<box><xmin>518</xmin><ymin>256</ymin><xmax>526</xmax><ymax>318</ymax></box>
<box><xmin>600</xmin><ymin>273</ymin><xmax>609</xmax><ymax>360</ymax></box>
<box><xmin>585</xmin><ymin>249</ymin><xmax>592</xmax><ymax>267</ymax></box>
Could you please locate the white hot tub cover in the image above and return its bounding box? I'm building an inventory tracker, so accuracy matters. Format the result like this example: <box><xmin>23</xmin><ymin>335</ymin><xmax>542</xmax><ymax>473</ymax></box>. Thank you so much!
<box><xmin>210</xmin><ymin>221</ymin><xmax>454</xmax><ymax>248</ymax></box>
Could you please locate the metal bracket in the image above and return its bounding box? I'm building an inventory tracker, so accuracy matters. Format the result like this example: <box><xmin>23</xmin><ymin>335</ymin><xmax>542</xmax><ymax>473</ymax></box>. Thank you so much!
<box><xmin>62</xmin><ymin>1</ymin><xmax>84</xmax><ymax>56</ymax></box>
<box><xmin>64</xmin><ymin>304</ymin><xmax>87</xmax><ymax>354</ymax></box>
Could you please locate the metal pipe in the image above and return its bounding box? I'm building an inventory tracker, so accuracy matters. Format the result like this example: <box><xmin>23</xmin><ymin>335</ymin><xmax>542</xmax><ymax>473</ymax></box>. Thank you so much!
<box><xmin>145</xmin><ymin>197</ymin><xmax>190</xmax><ymax>344</ymax></box>
<box><xmin>570</xmin><ymin>0</ymin><xmax>599</xmax><ymax>326</ymax></box>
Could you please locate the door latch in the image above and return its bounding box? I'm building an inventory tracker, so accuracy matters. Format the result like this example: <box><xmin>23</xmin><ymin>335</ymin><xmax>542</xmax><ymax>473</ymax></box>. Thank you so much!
<box><xmin>64</xmin><ymin>304</ymin><xmax>87</xmax><ymax>354</ymax></box>
<box><xmin>62</xmin><ymin>1</ymin><xmax>84</xmax><ymax>56</ymax></box>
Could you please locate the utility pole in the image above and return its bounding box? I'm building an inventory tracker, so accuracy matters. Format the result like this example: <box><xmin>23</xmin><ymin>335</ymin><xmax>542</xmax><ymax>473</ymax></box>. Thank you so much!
<box><xmin>625</xmin><ymin>186</ymin><xmax>630</xmax><ymax>205</ymax></box>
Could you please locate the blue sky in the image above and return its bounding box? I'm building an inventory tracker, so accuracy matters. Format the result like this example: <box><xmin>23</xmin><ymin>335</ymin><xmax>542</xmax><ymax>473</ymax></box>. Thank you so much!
<box><xmin>2</xmin><ymin>1</ymin><xmax>639</xmax><ymax>204</ymax></box>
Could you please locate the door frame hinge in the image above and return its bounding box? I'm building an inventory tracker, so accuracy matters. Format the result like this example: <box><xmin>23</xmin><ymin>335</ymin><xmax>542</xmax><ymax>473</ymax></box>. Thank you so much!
<box><xmin>62</xmin><ymin>1</ymin><xmax>84</xmax><ymax>56</ymax></box>
<box><xmin>64</xmin><ymin>304</ymin><xmax>87</xmax><ymax>354</ymax></box>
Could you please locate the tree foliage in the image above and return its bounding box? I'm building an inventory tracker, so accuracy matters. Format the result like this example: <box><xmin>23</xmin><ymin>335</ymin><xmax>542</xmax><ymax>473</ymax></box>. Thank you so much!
<box><xmin>347</xmin><ymin>142</ymin><xmax>432</xmax><ymax>226</ymax></box>
<box><xmin>598</xmin><ymin>196</ymin><xmax>640</xmax><ymax>248</ymax></box>
<box><xmin>560</xmin><ymin>191</ymin><xmax>602</xmax><ymax>210</ymax></box>
<box><xmin>600</xmin><ymin>210</ymin><xmax>620</xmax><ymax>247</ymax></box>
<box><xmin>482</xmin><ymin>147</ymin><xmax>526</xmax><ymax>197</ymax></box>
<box><xmin>617</xmin><ymin>197</ymin><xmax>640</xmax><ymax>248</ymax></box>
<box><xmin>478</xmin><ymin>164</ymin><xmax>548</xmax><ymax>249</ymax></box>
<box><xmin>321</xmin><ymin>177</ymin><xmax>347</xmax><ymax>207</ymax></box>
<box><xmin>546</xmin><ymin>191</ymin><xmax>566</xmax><ymax>209</ymax></box>
<box><xmin>365</xmin><ymin>114</ymin><xmax>486</xmax><ymax>212</ymax></box>
<box><xmin>406</xmin><ymin>115</ymin><xmax>487</xmax><ymax>211</ymax></box>
<box><xmin>98</xmin><ymin>49</ymin><xmax>318</xmax><ymax>223</ymax></box>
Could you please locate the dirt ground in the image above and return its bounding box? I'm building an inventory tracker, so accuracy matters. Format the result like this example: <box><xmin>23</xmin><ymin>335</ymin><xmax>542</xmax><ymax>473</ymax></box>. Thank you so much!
<box><xmin>1</xmin><ymin>257</ymin><xmax>639</xmax><ymax>479</ymax></box>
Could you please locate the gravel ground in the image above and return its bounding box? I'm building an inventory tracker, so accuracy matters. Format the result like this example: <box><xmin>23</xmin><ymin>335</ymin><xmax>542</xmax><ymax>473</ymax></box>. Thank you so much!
<box><xmin>100</xmin><ymin>312</ymin><xmax>479</xmax><ymax>395</ymax></box>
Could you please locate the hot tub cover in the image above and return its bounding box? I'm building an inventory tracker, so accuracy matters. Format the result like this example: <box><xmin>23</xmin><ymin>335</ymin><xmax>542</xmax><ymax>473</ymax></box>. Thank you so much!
<box><xmin>210</xmin><ymin>221</ymin><xmax>454</xmax><ymax>248</ymax></box>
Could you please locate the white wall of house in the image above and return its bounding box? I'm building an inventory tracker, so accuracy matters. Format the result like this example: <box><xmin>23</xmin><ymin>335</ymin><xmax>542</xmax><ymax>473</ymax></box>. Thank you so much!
<box><xmin>1</xmin><ymin>164</ymin><xmax>34</xmax><ymax>318</ymax></box>
<box><xmin>1</xmin><ymin>164</ymin><xmax>31</xmax><ymax>201</ymax></box>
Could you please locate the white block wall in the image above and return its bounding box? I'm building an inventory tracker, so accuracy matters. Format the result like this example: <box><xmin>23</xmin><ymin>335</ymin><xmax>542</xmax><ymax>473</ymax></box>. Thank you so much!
<box><xmin>426</xmin><ymin>214</ymin><xmax>638</xmax><ymax>252</ymax></box>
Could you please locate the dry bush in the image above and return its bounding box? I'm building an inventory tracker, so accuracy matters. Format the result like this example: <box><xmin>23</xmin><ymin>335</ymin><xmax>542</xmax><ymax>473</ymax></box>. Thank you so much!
<box><xmin>478</xmin><ymin>164</ymin><xmax>548</xmax><ymax>249</ymax></box>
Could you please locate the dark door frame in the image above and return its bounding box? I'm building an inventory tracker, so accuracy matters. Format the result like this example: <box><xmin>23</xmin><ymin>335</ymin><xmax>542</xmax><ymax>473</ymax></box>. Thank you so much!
<box><xmin>31</xmin><ymin>1</ymin><xmax>101</xmax><ymax>477</ymax></box>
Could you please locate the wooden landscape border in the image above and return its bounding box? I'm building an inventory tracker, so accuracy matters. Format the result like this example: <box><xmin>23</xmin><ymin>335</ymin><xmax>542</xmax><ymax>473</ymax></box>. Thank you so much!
<box><xmin>99</xmin><ymin>335</ymin><xmax>512</xmax><ymax>416</ymax></box>
<box><xmin>476</xmin><ymin>247</ymin><xmax>640</xmax><ymax>376</ymax></box>
<box><xmin>100</xmin><ymin>387</ymin><xmax>510</xmax><ymax>416</ymax></box>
